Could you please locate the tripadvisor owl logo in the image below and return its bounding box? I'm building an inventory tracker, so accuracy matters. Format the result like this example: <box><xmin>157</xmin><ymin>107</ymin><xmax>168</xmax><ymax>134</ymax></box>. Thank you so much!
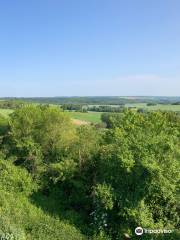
<box><xmin>135</xmin><ymin>226</ymin><xmax>143</xmax><ymax>235</ymax></box>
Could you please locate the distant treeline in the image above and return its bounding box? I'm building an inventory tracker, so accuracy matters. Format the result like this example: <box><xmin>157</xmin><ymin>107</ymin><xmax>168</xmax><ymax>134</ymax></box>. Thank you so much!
<box><xmin>2</xmin><ymin>96</ymin><xmax>180</xmax><ymax>105</ymax></box>
<box><xmin>87</xmin><ymin>105</ymin><xmax>124</xmax><ymax>112</ymax></box>
<box><xmin>61</xmin><ymin>104</ymin><xmax>125</xmax><ymax>112</ymax></box>
<box><xmin>0</xmin><ymin>100</ymin><xmax>24</xmax><ymax>109</ymax></box>
<box><xmin>171</xmin><ymin>101</ymin><xmax>180</xmax><ymax>105</ymax></box>
<box><xmin>61</xmin><ymin>104</ymin><xmax>84</xmax><ymax>111</ymax></box>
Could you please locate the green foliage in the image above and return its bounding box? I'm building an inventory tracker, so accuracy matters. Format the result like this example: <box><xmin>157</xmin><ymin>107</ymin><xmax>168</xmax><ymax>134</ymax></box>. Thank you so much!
<box><xmin>96</xmin><ymin>110</ymin><xmax>180</xmax><ymax>237</ymax></box>
<box><xmin>48</xmin><ymin>159</ymin><xmax>77</xmax><ymax>183</ymax></box>
<box><xmin>9</xmin><ymin>105</ymin><xmax>76</xmax><ymax>170</ymax></box>
<box><xmin>9</xmin><ymin>105</ymin><xmax>41</xmax><ymax>138</ymax></box>
<box><xmin>0</xmin><ymin>216</ymin><xmax>26</xmax><ymax>240</ymax></box>
<box><xmin>0</xmin><ymin>114</ymin><xmax>9</xmax><ymax>135</ymax></box>
<box><xmin>62</xmin><ymin>103</ymin><xmax>83</xmax><ymax>111</ymax></box>
<box><xmin>101</xmin><ymin>112</ymin><xmax>123</xmax><ymax>128</ymax></box>
<box><xmin>147</xmin><ymin>102</ymin><xmax>157</xmax><ymax>106</ymax></box>
<box><xmin>87</xmin><ymin>105</ymin><xmax>124</xmax><ymax>112</ymax></box>
<box><xmin>5</xmin><ymin>96</ymin><xmax>180</xmax><ymax>105</ymax></box>
<box><xmin>0</xmin><ymin>100</ymin><xmax>24</xmax><ymax>109</ymax></box>
<box><xmin>94</xmin><ymin>184</ymin><xmax>114</xmax><ymax>211</ymax></box>
<box><xmin>35</xmin><ymin>106</ymin><xmax>76</xmax><ymax>161</ymax></box>
<box><xmin>0</xmin><ymin>105</ymin><xmax>179</xmax><ymax>239</ymax></box>
<box><xmin>0</xmin><ymin>159</ymin><xmax>35</xmax><ymax>196</ymax></box>
<box><xmin>14</xmin><ymin>139</ymin><xmax>43</xmax><ymax>176</ymax></box>
<box><xmin>0</xmin><ymin>189</ymin><xmax>86</xmax><ymax>240</ymax></box>
<box><xmin>71</xmin><ymin>125</ymin><xmax>100</xmax><ymax>164</ymax></box>
<box><xmin>92</xmin><ymin>231</ymin><xmax>111</xmax><ymax>240</ymax></box>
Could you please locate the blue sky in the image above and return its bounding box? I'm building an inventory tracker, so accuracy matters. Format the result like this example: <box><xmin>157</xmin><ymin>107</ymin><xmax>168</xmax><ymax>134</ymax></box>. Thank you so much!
<box><xmin>0</xmin><ymin>0</ymin><xmax>180</xmax><ymax>96</ymax></box>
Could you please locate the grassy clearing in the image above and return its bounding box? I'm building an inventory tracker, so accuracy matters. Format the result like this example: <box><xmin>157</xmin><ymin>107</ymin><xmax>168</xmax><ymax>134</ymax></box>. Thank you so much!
<box><xmin>0</xmin><ymin>108</ymin><xmax>102</xmax><ymax>124</ymax></box>
<box><xmin>65</xmin><ymin>111</ymin><xmax>102</xmax><ymax>123</ymax></box>
<box><xmin>0</xmin><ymin>109</ymin><xmax>14</xmax><ymax>117</ymax></box>
<box><xmin>1</xmin><ymin>104</ymin><xmax>180</xmax><ymax>125</ymax></box>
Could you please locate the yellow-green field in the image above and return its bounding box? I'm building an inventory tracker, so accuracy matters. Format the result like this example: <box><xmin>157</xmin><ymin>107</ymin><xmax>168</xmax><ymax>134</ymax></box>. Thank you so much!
<box><xmin>0</xmin><ymin>109</ymin><xmax>13</xmax><ymax>117</ymax></box>
<box><xmin>65</xmin><ymin>111</ymin><xmax>102</xmax><ymax>123</ymax></box>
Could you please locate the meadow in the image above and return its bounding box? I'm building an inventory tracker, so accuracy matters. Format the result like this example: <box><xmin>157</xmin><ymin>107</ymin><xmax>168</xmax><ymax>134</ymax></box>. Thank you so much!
<box><xmin>65</xmin><ymin>103</ymin><xmax>180</xmax><ymax>124</ymax></box>
<box><xmin>125</xmin><ymin>103</ymin><xmax>180</xmax><ymax>111</ymax></box>
<box><xmin>0</xmin><ymin>108</ymin><xmax>102</xmax><ymax>124</ymax></box>
<box><xmin>65</xmin><ymin>111</ymin><xmax>102</xmax><ymax>123</ymax></box>
<box><xmin>1</xmin><ymin>102</ymin><xmax>180</xmax><ymax>125</ymax></box>
<box><xmin>0</xmin><ymin>108</ymin><xmax>13</xmax><ymax>117</ymax></box>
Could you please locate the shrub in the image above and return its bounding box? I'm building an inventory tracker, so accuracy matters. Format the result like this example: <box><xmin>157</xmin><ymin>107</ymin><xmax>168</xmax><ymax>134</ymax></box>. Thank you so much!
<box><xmin>0</xmin><ymin>159</ymin><xmax>35</xmax><ymax>196</ymax></box>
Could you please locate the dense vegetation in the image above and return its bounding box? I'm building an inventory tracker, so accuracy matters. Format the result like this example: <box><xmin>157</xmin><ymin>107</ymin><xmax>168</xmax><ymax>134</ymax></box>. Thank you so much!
<box><xmin>0</xmin><ymin>100</ymin><xmax>24</xmax><ymax>109</ymax></box>
<box><xmin>87</xmin><ymin>105</ymin><xmax>124</xmax><ymax>113</ymax></box>
<box><xmin>62</xmin><ymin>104</ymin><xmax>125</xmax><ymax>113</ymax></box>
<box><xmin>0</xmin><ymin>105</ymin><xmax>179</xmax><ymax>239</ymax></box>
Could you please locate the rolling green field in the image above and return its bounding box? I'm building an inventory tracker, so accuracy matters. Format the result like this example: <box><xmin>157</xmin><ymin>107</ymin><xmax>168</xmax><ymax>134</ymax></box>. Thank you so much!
<box><xmin>125</xmin><ymin>103</ymin><xmax>180</xmax><ymax>111</ymax></box>
<box><xmin>65</xmin><ymin>111</ymin><xmax>102</xmax><ymax>123</ymax></box>
<box><xmin>1</xmin><ymin>103</ymin><xmax>180</xmax><ymax>125</ymax></box>
<box><xmin>0</xmin><ymin>108</ymin><xmax>102</xmax><ymax>123</ymax></box>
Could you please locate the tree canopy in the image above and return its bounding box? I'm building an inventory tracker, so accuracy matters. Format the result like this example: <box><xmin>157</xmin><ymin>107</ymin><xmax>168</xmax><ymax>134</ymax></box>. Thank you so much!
<box><xmin>0</xmin><ymin>105</ymin><xmax>179</xmax><ymax>239</ymax></box>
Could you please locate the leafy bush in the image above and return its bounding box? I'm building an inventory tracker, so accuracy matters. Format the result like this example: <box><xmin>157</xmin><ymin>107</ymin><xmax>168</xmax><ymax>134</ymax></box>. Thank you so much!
<box><xmin>0</xmin><ymin>189</ymin><xmax>85</xmax><ymax>240</ymax></box>
<box><xmin>0</xmin><ymin>159</ymin><xmax>35</xmax><ymax>195</ymax></box>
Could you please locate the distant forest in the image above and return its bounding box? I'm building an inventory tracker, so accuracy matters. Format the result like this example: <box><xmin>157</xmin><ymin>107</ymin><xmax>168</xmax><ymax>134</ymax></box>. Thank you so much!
<box><xmin>1</xmin><ymin>96</ymin><xmax>180</xmax><ymax>105</ymax></box>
